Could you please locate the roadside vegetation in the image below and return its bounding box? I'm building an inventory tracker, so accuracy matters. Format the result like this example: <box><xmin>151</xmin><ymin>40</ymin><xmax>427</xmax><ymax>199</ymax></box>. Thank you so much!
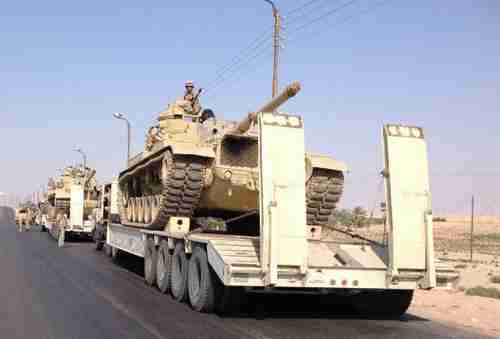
<box><xmin>489</xmin><ymin>276</ymin><xmax>500</xmax><ymax>284</ymax></box>
<box><xmin>465</xmin><ymin>286</ymin><xmax>500</xmax><ymax>300</ymax></box>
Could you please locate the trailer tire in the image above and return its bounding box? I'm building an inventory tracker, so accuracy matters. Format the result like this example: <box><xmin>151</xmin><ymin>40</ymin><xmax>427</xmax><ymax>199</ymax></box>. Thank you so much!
<box><xmin>188</xmin><ymin>246</ymin><xmax>216</xmax><ymax>312</ymax></box>
<box><xmin>144</xmin><ymin>237</ymin><xmax>157</xmax><ymax>286</ymax></box>
<box><xmin>171</xmin><ymin>242</ymin><xmax>189</xmax><ymax>302</ymax></box>
<box><xmin>351</xmin><ymin>289</ymin><xmax>414</xmax><ymax>317</ymax></box>
<box><xmin>111</xmin><ymin>247</ymin><xmax>120</xmax><ymax>261</ymax></box>
<box><xmin>104</xmin><ymin>244</ymin><xmax>112</xmax><ymax>257</ymax></box>
<box><xmin>157</xmin><ymin>240</ymin><xmax>172</xmax><ymax>293</ymax></box>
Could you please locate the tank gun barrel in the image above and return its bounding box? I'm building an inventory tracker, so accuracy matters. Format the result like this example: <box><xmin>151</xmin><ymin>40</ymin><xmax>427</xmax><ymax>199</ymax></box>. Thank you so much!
<box><xmin>234</xmin><ymin>81</ymin><xmax>301</xmax><ymax>134</ymax></box>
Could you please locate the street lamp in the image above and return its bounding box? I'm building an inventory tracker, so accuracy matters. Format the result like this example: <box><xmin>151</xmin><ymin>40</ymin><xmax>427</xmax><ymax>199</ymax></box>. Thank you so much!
<box><xmin>73</xmin><ymin>147</ymin><xmax>87</xmax><ymax>171</ymax></box>
<box><xmin>113</xmin><ymin>112</ymin><xmax>131</xmax><ymax>166</ymax></box>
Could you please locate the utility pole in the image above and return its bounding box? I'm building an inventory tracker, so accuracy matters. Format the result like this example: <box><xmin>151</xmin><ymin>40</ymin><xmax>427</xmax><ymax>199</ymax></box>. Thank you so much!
<box><xmin>264</xmin><ymin>0</ymin><xmax>281</xmax><ymax>98</ymax></box>
<box><xmin>470</xmin><ymin>195</ymin><xmax>475</xmax><ymax>262</ymax></box>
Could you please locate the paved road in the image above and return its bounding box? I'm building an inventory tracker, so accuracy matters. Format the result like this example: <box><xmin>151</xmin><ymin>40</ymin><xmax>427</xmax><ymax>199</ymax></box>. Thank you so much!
<box><xmin>0</xmin><ymin>223</ymin><xmax>492</xmax><ymax>339</ymax></box>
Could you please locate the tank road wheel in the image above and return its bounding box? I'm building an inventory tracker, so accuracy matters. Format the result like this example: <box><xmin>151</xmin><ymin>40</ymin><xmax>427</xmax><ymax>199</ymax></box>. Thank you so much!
<box><xmin>143</xmin><ymin>197</ymin><xmax>152</xmax><ymax>224</ymax></box>
<box><xmin>133</xmin><ymin>198</ymin><xmax>140</xmax><ymax>222</ymax></box>
<box><xmin>188</xmin><ymin>246</ymin><xmax>217</xmax><ymax>312</ymax></box>
<box><xmin>171</xmin><ymin>242</ymin><xmax>189</xmax><ymax>302</ymax></box>
<box><xmin>351</xmin><ymin>290</ymin><xmax>414</xmax><ymax>317</ymax></box>
<box><xmin>127</xmin><ymin>198</ymin><xmax>135</xmax><ymax>222</ymax></box>
<box><xmin>151</xmin><ymin>195</ymin><xmax>161</xmax><ymax>221</ymax></box>
<box><xmin>156</xmin><ymin>240</ymin><xmax>172</xmax><ymax>294</ymax></box>
<box><xmin>144</xmin><ymin>237</ymin><xmax>157</xmax><ymax>286</ymax></box>
<box><xmin>306</xmin><ymin>169</ymin><xmax>344</xmax><ymax>225</ymax></box>
<box><xmin>118</xmin><ymin>150</ymin><xmax>204</xmax><ymax>229</ymax></box>
<box><xmin>137</xmin><ymin>198</ymin><xmax>145</xmax><ymax>223</ymax></box>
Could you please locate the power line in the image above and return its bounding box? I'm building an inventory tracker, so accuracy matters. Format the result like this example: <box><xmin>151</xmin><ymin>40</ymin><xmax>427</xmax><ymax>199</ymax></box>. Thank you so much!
<box><xmin>285</xmin><ymin>0</ymin><xmax>325</xmax><ymax>17</ymax></box>
<box><xmin>286</xmin><ymin>0</ymin><xmax>392</xmax><ymax>45</ymax></box>
<box><xmin>206</xmin><ymin>49</ymin><xmax>273</xmax><ymax>102</ymax></box>
<box><xmin>205</xmin><ymin>28</ymin><xmax>273</xmax><ymax>92</ymax></box>
<box><xmin>287</xmin><ymin>0</ymin><xmax>359</xmax><ymax>36</ymax></box>
<box><xmin>207</xmin><ymin>0</ymin><xmax>361</xmax><ymax>94</ymax></box>
<box><xmin>205</xmin><ymin>0</ymin><xmax>392</xmax><ymax>102</ymax></box>
<box><xmin>205</xmin><ymin>41</ymin><xmax>273</xmax><ymax>95</ymax></box>
<box><xmin>284</xmin><ymin>0</ymin><xmax>342</xmax><ymax>26</ymax></box>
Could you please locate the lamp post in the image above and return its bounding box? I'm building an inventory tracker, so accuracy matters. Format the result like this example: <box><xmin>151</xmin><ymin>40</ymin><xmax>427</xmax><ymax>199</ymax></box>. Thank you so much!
<box><xmin>73</xmin><ymin>147</ymin><xmax>87</xmax><ymax>170</ymax></box>
<box><xmin>113</xmin><ymin>112</ymin><xmax>131</xmax><ymax>166</ymax></box>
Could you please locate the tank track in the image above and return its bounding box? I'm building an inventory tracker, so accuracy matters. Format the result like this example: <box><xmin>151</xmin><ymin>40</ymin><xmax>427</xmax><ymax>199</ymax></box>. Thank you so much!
<box><xmin>157</xmin><ymin>153</ymin><xmax>204</xmax><ymax>224</ymax></box>
<box><xmin>119</xmin><ymin>151</ymin><xmax>204</xmax><ymax>229</ymax></box>
<box><xmin>306</xmin><ymin>169</ymin><xmax>344</xmax><ymax>226</ymax></box>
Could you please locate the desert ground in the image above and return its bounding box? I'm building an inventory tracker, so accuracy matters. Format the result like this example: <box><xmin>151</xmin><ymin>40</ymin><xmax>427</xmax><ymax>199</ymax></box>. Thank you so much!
<box><xmin>325</xmin><ymin>217</ymin><xmax>500</xmax><ymax>337</ymax></box>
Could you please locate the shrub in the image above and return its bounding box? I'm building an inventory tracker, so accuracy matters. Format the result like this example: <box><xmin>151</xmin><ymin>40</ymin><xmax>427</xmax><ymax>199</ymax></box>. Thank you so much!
<box><xmin>465</xmin><ymin>286</ymin><xmax>500</xmax><ymax>299</ymax></box>
<box><xmin>490</xmin><ymin>276</ymin><xmax>500</xmax><ymax>284</ymax></box>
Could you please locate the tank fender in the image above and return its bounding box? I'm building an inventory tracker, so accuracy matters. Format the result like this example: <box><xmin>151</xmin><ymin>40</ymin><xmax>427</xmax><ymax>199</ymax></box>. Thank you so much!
<box><xmin>306</xmin><ymin>153</ymin><xmax>348</xmax><ymax>181</ymax></box>
<box><xmin>169</xmin><ymin>143</ymin><xmax>215</xmax><ymax>159</ymax></box>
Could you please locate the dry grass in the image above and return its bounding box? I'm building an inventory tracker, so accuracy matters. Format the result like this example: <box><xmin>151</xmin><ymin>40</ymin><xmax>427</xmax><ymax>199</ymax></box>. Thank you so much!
<box><xmin>324</xmin><ymin>217</ymin><xmax>500</xmax><ymax>256</ymax></box>
<box><xmin>465</xmin><ymin>286</ymin><xmax>500</xmax><ymax>299</ymax></box>
<box><xmin>434</xmin><ymin>220</ymin><xmax>500</xmax><ymax>255</ymax></box>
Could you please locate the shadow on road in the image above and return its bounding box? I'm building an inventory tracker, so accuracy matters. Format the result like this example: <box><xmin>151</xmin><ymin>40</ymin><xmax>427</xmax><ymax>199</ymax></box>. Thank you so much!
<box><xmin>225</xmin><ymin>293</ymin><xmax>430</xmax><ymax>322</ymax></box>
<box><xmin>111</xmin><ymin>250</ymin><xmax>145</xmax><ymax>277</ymax></box>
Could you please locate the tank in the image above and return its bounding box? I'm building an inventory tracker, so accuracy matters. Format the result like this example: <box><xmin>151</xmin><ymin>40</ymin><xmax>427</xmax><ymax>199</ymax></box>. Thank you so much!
<box><xmin>45</xmin><ymin>165</ymin><xmax>99</xmax><ymax>226</ymax></box>
<box><xmin>118</xmin><ymin>82</ymin><xmax>347</xmax><ymax>232</ymax></box>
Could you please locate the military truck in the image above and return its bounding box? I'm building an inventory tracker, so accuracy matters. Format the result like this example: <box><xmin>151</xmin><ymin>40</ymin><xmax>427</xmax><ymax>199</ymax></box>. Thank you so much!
<box><xmin>15</xmin><ymin>207</ymin><xmax>32</xmax><ymax>231</ymax></box>
<box><xmin>44</xmin><ymin>165</ymin><xmax>99</xmax><ymax>240</ymax></box>
<box><xmin>101</xmin><ymin>84</ymin><xmax>457</xmax><ymax>314</ymax></box>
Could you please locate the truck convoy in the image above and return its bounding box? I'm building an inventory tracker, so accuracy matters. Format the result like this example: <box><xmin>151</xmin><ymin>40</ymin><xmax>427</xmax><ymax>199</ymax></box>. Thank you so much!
<box><xmin>94</xmin><ymin>82</ymin><xmax>458</xmax><ymax>315</ymax></box>
<box><xmin>43</xmin><ymin>165</ymin><xmax>100</xmax><ymax>240</ymax></box>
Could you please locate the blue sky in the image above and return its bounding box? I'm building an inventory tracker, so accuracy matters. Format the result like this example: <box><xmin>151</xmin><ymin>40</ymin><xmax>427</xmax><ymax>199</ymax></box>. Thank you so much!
<box><xmin>1</xmin><ymin>0</ymin><xmax>499</xmax><ymax>216</ymax></box>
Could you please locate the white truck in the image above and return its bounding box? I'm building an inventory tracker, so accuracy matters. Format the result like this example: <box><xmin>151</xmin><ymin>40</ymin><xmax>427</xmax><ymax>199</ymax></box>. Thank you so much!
<box><xmin>100</xmin><ymin>113</ymin><xmax>458</xmax><ymax>315</ymax></box>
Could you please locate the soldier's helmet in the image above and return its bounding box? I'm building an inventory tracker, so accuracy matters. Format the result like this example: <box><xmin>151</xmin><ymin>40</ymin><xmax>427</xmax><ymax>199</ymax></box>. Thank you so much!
<box><xmin>185</xmin><ymin>80</ymin><xmax>194</xmax><ymax>88</ymax></box>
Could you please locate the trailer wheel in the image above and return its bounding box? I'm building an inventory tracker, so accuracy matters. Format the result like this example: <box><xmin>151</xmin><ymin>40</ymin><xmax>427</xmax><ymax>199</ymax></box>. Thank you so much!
<box><xmin>104</xmin><ymin>244</ymin><xmax>112</xmax><ymax>257</ymax></box>
<box><xmin>144</xmin><ymin>237</ymin><xmax>157</xmax><ymax>286</ymax></box>
<box><xmin>156</xmin><ymin>240</ymin><xmax>172</xmax><ymax>294</ymax></box>
<box><xmin>188</xmin><ymin>246</ymin><xmax>216</xmax><ymax>312</ymax></box>
<box><xmin>171</xmin><ymin>242</ymin><xmax>189</xmax><ymax>302</ymax></box>
<box><xmin>111</xmin><ymin>247</ymin><xmax>120</xmax><ymax>261</ymax></box>
<box><xmin>351</xmin><ymin>289</ymin><xmax>414</xmax><ymax>317</ymax></box>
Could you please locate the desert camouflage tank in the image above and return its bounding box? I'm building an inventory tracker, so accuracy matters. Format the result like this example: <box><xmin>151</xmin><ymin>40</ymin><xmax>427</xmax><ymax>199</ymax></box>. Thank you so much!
<box><xmin>118</xmin><ymin>82</ymin><xmax>347</xmax><ymax>232</ymax></box>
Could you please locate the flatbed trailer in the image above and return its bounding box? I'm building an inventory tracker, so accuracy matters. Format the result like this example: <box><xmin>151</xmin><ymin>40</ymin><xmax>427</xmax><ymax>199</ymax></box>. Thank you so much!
<box><xmin>102</xmin><ymin>113</ymin><xmax>458</xmax><ymax>314</ymax></box>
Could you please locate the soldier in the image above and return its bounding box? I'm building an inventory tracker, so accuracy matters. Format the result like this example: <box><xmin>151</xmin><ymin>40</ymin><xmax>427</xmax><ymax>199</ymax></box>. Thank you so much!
<box><xmin>183</xmin><ymin>80</ymin><xmax>202</xmax><ymax>115</ymax></box>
